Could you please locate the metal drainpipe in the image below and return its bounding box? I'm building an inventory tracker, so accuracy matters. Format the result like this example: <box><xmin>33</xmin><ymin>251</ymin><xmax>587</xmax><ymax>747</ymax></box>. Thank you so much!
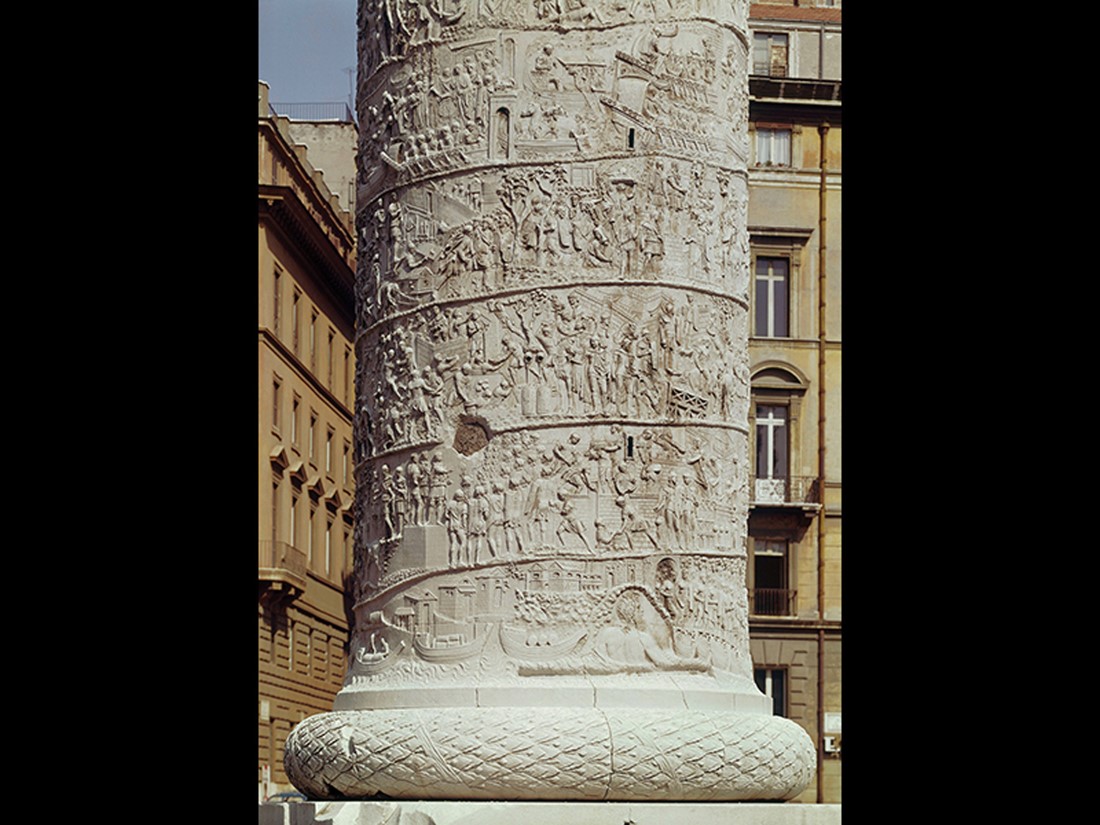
<box><xmin>816</xmin><ymin>121</ymin><xmax>829</xmax><ymax>804</ymax></box>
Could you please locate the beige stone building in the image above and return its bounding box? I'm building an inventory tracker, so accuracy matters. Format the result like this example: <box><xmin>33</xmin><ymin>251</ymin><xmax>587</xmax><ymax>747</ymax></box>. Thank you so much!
<box><xmin>257</xmin><ymin>80</ymin><xmax>357</xmax><ymax>800</ymax></box>
<box><xmin>745</xmin><ymin>0</ymin><xmax>842</xmax><ymax>804</ymax></box>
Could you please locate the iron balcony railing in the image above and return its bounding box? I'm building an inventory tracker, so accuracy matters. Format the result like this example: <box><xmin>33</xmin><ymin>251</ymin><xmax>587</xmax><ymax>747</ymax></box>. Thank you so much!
<box><xmin>750</xmin><ymin>475</ymin><xmax>820</xmax><ymax>506</ymax></box>
<box><xmin>258</xmin><ymin>540</ymin><xmax>308</xmax><ymax>586</ymax></box>
<box><xmin>270</xmin><ymin>102</ymin><xmax>355</xmax><ymax>124</ymax></box>
<box><xmin>750</xmin><ymin>588</ymin><xmax>797</xmax><ymax>617</ymax></box>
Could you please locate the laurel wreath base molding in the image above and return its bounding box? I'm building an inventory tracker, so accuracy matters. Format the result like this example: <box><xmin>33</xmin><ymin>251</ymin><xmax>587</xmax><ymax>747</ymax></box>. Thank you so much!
<box><xmin>285</xmin><ymin>707</ymin><xmax>815</xmax><ymax>801</ymax></box>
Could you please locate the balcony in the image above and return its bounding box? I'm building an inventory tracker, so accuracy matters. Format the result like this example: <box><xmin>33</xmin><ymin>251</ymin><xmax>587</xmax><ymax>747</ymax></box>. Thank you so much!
<box><xmin>749</xmin><ymin>76</ymin><xmax>843</xmax><ymax>104</ymax></box>
<box><xmin>258</xmin><ymin>540</ymin><xmax>308</xmax><ymax>605</ymax></box>
<box><xmin>750</xmin><ymin>588</ymin><xmax>797</xmax><ymax>617</ymax></box>
<box><xmin>751</xmin><ymin>475</ymin><xmax>820</xmax><ymax>506</ymax></box>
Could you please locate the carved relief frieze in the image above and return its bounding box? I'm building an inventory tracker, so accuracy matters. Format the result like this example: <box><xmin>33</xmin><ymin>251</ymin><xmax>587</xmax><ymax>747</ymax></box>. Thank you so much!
<box><xmin>342</xmin><ymin>548</ymin><xmax>752</xmax><ymax>688</ymax></box>
<box><xmin>355</xmin><ymin>284</ymin><xmax>748</xmax><ymax>456</ymax></box>
<box><xmin>356</xmin><ymin>21</ymin><xmax>748</xmax><ymax>196</ymax></box>
<box><xmin>357</xmin><ymin>164</ymin><xmax>749</xmax><ymax>330</ymax></box>
<box><xmin>354</xmin><ymin>421</ymin><xmax>747</xmax><ymax>592</ymax></box>
<box><xmin>287</xmin><ymin>0</ymin><xmax>819</xmax><ymax>804</ymax></box>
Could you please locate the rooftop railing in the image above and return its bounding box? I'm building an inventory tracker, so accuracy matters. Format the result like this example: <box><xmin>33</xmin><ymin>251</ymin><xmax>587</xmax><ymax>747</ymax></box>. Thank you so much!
<box><xmin>270</xmin><ymin>102</ymin><xmax>355</xmax><ymax>124</ymax></box>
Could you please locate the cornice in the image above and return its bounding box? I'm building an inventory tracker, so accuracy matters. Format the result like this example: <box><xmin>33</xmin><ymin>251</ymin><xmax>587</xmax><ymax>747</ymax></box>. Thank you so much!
<box><xmin>258</xmin><ymin>119</ymin><xmax>355</xmax><ymax>249</ymax></box>
<box><xmin>749</xmin><ymin>4</ymin><xmax>842</xmax><ymax>25</ymax></box>
<box><xmin>259</xmin><ymin>188</ymin><xmax>356</xmax><ymax>324</ymax></box>
<box><xmin>748</xmin><ymin>617</ymin><xmax>842</xmax><ymax>633</ymax></box>
<box><xmin>746</xmin><ymin>170</ymin><xmax>842</xmax><ymax>189</ymax></box>
<box><xmin>749</xmin><ymin>337</ymin><xmax>842</xmax><ymax>349</ymax></box>
<box><xmin>749</xmin><ymin>91</ymin><xmax>842</xmax><ymax>124</ymax></box>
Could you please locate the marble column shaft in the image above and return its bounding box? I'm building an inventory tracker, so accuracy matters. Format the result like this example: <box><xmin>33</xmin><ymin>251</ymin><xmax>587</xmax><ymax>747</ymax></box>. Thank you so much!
<box><xmin>285</xmin><ymin>0</ymin><xmax>816</xmax><ymax>801</ymax></box>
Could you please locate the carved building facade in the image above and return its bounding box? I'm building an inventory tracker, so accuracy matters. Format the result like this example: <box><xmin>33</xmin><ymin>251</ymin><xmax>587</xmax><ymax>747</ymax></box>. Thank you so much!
<box><xmin>745</xmin><ymin>1</ymin><xmax>841</xmax><ymax>804</ymax></box>
<box><xmin>258</xmin><ymin>81</ymin><xmax>358</xmax><ymax>799</ymax></box>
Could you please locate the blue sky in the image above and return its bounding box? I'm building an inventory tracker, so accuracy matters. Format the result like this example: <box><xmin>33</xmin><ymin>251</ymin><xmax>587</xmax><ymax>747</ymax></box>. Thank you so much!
<box><xmin>258</xmin><ymin>0</ymin><xmax>358</xmax><ymax>106</ymax></box>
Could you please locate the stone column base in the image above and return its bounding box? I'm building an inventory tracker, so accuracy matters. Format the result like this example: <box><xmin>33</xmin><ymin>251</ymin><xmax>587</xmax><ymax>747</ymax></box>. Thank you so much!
<box><xmin>285</xmin><ymin>707</ymin><xmax>815</xmax><ymax>802</ymax></box>
<box><xmin>259</xmin><ymin>800</ymin><xmax>841</xmax><ymax>825</ymax></box>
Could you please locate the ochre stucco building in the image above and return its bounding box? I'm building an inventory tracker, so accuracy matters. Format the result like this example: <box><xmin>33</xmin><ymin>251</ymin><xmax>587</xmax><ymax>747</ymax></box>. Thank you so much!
<box><xmin>258</xmin><ymin>80</ymin><xmax>357</xmax><ymax>799</ymax></box>
<box><xmin>746</xmin><ymin>0</ymin><xmax>842</xmax><ymax>804</ymax></box>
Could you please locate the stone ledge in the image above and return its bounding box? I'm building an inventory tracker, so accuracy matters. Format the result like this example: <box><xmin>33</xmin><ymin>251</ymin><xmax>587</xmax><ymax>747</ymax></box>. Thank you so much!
<box><xmin>259</xmin><ymin>800</ymin><xmax>841</xmax><ymax>825</ymax></box>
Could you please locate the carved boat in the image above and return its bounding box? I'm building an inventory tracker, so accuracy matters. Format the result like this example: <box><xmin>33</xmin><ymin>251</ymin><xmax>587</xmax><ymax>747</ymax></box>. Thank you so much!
<box><xmin>412</xmin><ymin>625</ymin><xmax>492</xmax><ymax>663</ymax></box>
<box><xmin>499</xmin><ymin>624</ymin><xmax>587</xmax><ymax>661</ymax></box>
<box><xmin>351</xmin><ymin>637</ymin><xmax>407</xmax><ymax>676</ymax></box>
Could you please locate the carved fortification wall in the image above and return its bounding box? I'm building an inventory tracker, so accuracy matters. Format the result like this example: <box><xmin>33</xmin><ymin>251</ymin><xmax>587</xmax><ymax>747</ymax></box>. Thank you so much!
<box><xmin>284</xmin><ymin>0</ymin><xmax>816</xmax><ymax>801</ymax></box>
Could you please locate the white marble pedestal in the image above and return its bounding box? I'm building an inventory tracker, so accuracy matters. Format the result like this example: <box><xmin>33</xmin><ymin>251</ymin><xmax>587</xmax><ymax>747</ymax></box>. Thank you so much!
<box><xmin>258</xmin><ymin>800</ymin><xmax>842</xmax><ymax>825</ymax></box>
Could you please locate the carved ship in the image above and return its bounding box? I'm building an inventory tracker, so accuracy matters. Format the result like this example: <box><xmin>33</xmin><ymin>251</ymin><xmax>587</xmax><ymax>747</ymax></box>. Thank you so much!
<box><xmin>351</xmin><ymin>637</ymin><xmax>408</xmax><ymax>676</ymax></box>
<box><xmin>412</xmin><ymin>625</ymin><xmax>492</xmax><ymax>663</ymax></box>
<box><xmin>499</xmin><ymin>624</ymin><xmax>587</xmax><ymax>661</ymax></box>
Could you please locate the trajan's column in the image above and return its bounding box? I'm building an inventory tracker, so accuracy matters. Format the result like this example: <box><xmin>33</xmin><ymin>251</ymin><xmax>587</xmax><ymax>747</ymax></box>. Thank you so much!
<box><xmin>285</xmin><ymin>0</ymin><xmax>816</xmax><ymax>801</ymax></box>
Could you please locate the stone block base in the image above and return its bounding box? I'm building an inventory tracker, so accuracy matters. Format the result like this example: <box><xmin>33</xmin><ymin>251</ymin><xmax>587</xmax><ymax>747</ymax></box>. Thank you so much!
<box><xmin>387</xmin><ymin>525</ymin><xmax>447</xmax><ymax>571</ymax></box>
<box><xmin>258</xmin><ymin>800</ymin><xmax>842</xmax><ymax>825</ymax></box>
<box><xmin>285</xmin><ymin>707</ymin><xmax>815</xmax><ymax>802</ymax></box>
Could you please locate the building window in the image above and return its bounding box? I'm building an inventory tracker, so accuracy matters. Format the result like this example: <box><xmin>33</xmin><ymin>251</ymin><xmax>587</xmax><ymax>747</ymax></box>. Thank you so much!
<box><xmin>272</xmin><ymin>479</ymin><xmax>280</xmax><ymax>541</ymax></box>
<box><xmin>308</xmin><ymin>502</ymin><xmax>316</xmax><ymax>564</ymax></box>
<box><xmin>754</xmin><ymin>257</ymin><xmax>789</xmax><ymax>337</ymax></box>
<box><xmin>309</xmin><ymin>412</ymin><xmax>317</xmax><ymax>464</ymax></box>
<box><xmin>755</xmin><ymin>404</ymin><xmax>789</xmax><ymax>485</ymax></box>
<box><xmin>325</xmin><ymin>518</ymin><xmax>333</xmax><ymax>576</ymax></box>
<box><xmin>751</xmin><ymin>538</ymin><xmax>792</xmax><ymax>615</ymax></box>
<box><xmin>343</xmin><ymin>441</ymin><xmax>350</xmax><ymax>487</ymax></box>
<box><xmin>291</xmin><ymin>492</ymin><xmax>299</xmax><ymax>547</ymax></box>
<box><xmin>753</xmin><ymin>32</ymin><xmax>788</xmax><ymax>77</ymax></box>
<box><xmin>273</xmin><ymin>266</ymin><xmax>282</xmax><ymax>336</ymax></box>
<box><xmin>293</xmin><ymin>289</ymin><xmax>301</xmax><ymax>354</ymax></box>
<box><xmin>291</xmin><ymin>395</ymin><xmax>300</xmax><ymax>448</ymax></box>
<box><xmin>754</xmin><ymin>667</ymin><xmax>787</xmax><ymax>716</ymax></box>
<box><xmin>755</xmin><ymin>128</ymin><xmax>791</xmax><ymax>167</ymax></box>
<box><xmin>272</xmin><ymin>377</ymin><xmax>282</xmax><ymax>432</ymax></box>
<box><xmin>310</xmin><ymin>310</ymin><xmax>318</xmax><ymax>370</ymax></box>
<box><xmin>344</xmin><ymin>346</ymin><xmax>351</xmax><ymax>406</ymax></box>
<box><xmin>328</xmin><ymin>328</ymin><xmax>335</xmax><ymax>387</ymax></box>
<box><xmin>325</xmin><ymin>428</ymin><xmax>334</xmax><ymax>474</ymax></box>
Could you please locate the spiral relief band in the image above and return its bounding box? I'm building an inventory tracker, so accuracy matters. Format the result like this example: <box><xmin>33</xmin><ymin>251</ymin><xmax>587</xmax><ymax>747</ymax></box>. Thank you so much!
<box><xmin>283</xmin><ymin>0</ymin><xmax>817</xmax><ymax>803</ymax></box>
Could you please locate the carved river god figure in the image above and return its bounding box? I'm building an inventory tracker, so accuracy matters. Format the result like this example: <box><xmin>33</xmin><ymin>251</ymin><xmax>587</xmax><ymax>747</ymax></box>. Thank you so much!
<box><xmin>285</xmin><ymin>0</ymin><xmax>816</xmax><ymax>801</ymax></box>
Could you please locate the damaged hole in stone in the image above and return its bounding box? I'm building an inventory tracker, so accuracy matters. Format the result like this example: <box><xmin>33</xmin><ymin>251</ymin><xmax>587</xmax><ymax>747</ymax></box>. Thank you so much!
<box><xmin>453</xmin><ymin>419</ymin><xmax>490</xmax><ymax>455</ymax></box>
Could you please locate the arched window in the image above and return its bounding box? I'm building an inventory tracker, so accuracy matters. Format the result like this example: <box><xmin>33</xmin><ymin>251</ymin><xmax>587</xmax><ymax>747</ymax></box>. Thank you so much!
<box><xmin>749</xmin><ymin>364</ymin><xmax>808</xmax><ymax>505</ymax></box>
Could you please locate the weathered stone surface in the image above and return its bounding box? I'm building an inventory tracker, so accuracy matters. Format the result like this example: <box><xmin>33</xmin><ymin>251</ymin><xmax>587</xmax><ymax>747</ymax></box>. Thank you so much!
<box><xmin>283</xmin><ymin>0</ymin><xmax>815</xmax><ymax>802</ymax></box>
